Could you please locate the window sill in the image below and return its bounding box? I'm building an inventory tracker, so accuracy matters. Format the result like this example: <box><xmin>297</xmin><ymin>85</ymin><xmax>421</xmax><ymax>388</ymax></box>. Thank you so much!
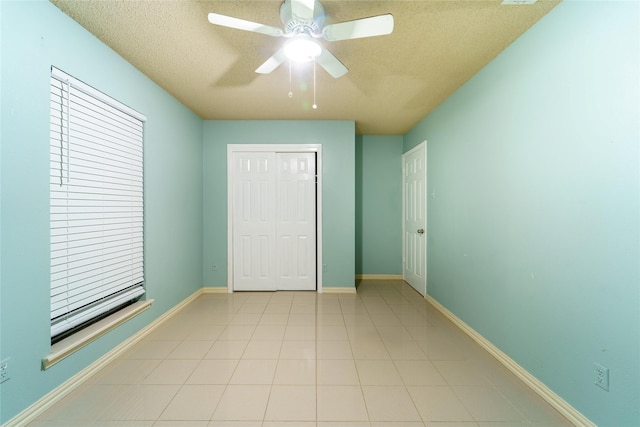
<box><xmin>43</xmin><ymin>300</ymin><xmax>153</xmax><ymax>370</ymax></box>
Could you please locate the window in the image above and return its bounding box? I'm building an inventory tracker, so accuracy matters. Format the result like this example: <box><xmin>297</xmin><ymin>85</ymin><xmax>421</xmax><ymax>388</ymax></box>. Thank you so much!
<box><xmin>49</xmin><ymin>67</ymin><xmax>146</xmax><ymax>342</ymax></box>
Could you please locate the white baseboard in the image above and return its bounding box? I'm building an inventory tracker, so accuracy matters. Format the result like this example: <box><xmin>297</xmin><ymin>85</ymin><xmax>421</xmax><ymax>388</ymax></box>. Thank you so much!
<box><xmin>202</xmin><ymin>286</ymin><xmax>228</xmax><ymax>293</ymax></box>
<box><xmin>322</xmin><ymin>286</ymin><xmax>357</xmax><ymax>294</ymax></box>
<box><xmin>3</xmin><ymin>288</ymin><xmax>206</xmax><ymax>427</ymax></box>
<box><xmin>356</xmin><ymin>274</ymin><xmax>403</xmax><ymax>280</ymax></box>
<box><xmin>424</xmin><ymin>294</ymin><xmax>596</xmax><ymax>427</ymax></box>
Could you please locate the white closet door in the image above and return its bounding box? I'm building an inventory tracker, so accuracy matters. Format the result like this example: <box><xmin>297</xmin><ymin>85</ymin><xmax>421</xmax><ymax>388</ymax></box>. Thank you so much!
<box><xmin>276</xmin><ymin>153</ymin><xmax>316</xmax><ymax>290</ymax></box>
<box><xmin>232</xmin><ymin>152</ymin><xmax>277</xmax><ymax>291</ymax></box>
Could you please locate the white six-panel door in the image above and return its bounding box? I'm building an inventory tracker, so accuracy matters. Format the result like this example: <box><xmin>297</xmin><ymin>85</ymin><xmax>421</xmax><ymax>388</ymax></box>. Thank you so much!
<box><xmin>231</xmin><ymin>151</ymin><xmax>316</xmax><ymax>291</ymax></box>
<box><xmin>276</xmin><ymin>153</ymin><xmax>316</xmax><ymax>290</ymax></box>
<box><xmin>232</xmin><ymin>152</ymin><xmax>278</xmax><ymax>291</ymax></box>
<box><xmin>402</xmin><ymin>142</ymin><xmax>427</xmax><ymax>295</ymax></box>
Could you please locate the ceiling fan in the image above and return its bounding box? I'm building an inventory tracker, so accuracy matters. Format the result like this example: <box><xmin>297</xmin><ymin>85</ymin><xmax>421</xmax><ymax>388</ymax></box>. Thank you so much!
<box><xmin>208</xmin><ymin>0</ymin><xmax>394</xmax><ymax>78</ymax></box>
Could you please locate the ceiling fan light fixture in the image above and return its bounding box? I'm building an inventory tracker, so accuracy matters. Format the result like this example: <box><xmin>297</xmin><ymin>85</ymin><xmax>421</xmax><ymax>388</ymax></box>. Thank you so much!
<box><xmin>284</xmin><ymin>37</ymin><xmax>322</xmax><ymax>62</ymax></box>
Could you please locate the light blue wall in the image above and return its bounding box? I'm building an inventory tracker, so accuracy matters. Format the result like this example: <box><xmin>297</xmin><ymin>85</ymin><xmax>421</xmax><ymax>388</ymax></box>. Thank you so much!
<box><xmin>404</xmin><ymin>1</ymin><xmax>639</xmax><ymax>426</ymax></box>
<box><xmin>202</xmin><ymin>120</ymin><xmax>356</xmax><ymax>289</ymax></box>
<box><xmin>0</xmin><ymin>1</ymin><xmax>203</xmax><ymax>423</ymax></box>
<box><xmin>355</xmin><ymin>135</ymin><xmax>403</xmax><ymax>275</ymax></box>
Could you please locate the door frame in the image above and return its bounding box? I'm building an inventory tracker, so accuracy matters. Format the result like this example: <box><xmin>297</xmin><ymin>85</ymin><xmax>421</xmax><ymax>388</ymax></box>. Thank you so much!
<box><xmin>227</xmin><ymin>144</ymin><xmax>323</xmax><ymax>293</ymax></box>
<box><xmin>402</xmin><ymin>140</ymin><xmax>427</xmax><ymax>295</ymax></box>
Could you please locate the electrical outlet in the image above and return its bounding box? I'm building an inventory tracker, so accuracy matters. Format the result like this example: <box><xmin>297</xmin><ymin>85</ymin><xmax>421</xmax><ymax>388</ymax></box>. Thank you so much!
<box><xmin>212</xmin><ymin>264</ymin><xmax>218</xmax><ymax>272</ymax></box>
<box><xmin>0</xmin><ymin>358</ymin><xmax>10</xmax><ymax>384</ymax></box>
<box><xmin>594</xmin><ymin>363</ymin><xmax>609</xmax><ymax>391</ymax></box>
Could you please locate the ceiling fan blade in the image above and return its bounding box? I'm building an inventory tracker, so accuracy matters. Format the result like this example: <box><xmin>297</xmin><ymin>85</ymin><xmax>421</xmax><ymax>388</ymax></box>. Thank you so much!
<box><xmin>208</xmin><ymin>13</ymin><xmax>283</xmax><ymax>37</ymax></box>
<box><xmin>322</xmin><ymin>14</ymin><xmax>394</xmax><ymax>41</ymax></box>
<box><xmin>255</xmin><ymin>49</ymin><xmax>287</xmax><ymax>74</ymax></box>
<box><xmin>291</xmin><ymin>0</ymin><xmax>315</xmax><ymax>22</ymax></box>
<box><xmin>315</xmin><ymin>49</ymin><xmax>348</xmax><ymax>78</ymax></box>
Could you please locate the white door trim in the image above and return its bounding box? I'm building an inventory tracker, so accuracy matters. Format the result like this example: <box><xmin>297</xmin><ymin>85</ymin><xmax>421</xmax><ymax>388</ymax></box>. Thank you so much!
<box><xmin>227</xmin><ymin>144</ymin><xmax>323</xmax><ymax>293</ymax></box>
<box><xmin>402</xmin><ymin>140</ymin><xmax>427</xmax><ymax>295</ymax></box>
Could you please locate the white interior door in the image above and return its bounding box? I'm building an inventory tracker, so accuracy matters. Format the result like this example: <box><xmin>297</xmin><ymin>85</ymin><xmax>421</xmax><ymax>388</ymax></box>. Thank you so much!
<box><xmin>231</xmin><ymin>150</ymin><xmax>316</xmax><ymax>291</ymax></box>
<box><xmin>232</xmin><ymin>152</ymin><xmax>277</xmax><ymax>291</ymax></box>
<box><xmin>403</xmin><ymin>142</ymin><xmax>427</xmax><ymax>295</ymax></box>
<box><xmin>276</xmin><ymin>153</ymin><xmax>316</xmax><ymax>290</ymax></box>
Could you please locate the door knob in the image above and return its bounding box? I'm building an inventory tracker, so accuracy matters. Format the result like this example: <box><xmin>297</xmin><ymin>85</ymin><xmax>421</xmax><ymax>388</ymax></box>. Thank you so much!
<box><xmin>417</xmin><ymin>228</ymin><xmax>425</xmax><ymax>235</ymax></box>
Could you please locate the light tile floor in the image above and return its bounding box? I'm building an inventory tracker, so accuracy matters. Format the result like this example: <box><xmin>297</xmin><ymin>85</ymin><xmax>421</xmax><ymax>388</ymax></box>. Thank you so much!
<box><xmin>29</xmin><ymin>280</ymin><xmax>573</xmax><ymax>427</ymax></box>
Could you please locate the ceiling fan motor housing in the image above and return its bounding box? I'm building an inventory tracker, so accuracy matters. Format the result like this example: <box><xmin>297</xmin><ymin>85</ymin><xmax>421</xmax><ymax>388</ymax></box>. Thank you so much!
<box><xmin>280</xmin><ymin>0</ymin><xmax>325</xmax><ymax>36</ymax></box>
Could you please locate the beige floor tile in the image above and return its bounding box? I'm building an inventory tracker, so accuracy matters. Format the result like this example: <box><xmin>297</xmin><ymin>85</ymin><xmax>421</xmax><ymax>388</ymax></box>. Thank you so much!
<box><xmin>263</xmin><ymin>423</ymin><xmax>315</xmax><ymax>427</ymax></box>
<box><xmin>434</xmin><ymin>361</ymin><xmax>491</xmax><ymax>386</ymax></box>
<box><xmin>287</xmin><ymin>313</ymin><xmax>316</xmax><ymax>325</ymax></box>
<box><xmin>279</xmin><ymin>340</ymin><xmax>316</xmax><ymax>359</ymax></box>
<box><xmin>166</xmin><ymin>340</ymin><xmax>214</xmax><ymax>360</ymax></box>
<box><xmin>236</xmin><ymin>303</ymin><xmax>267</xmax><ymax>314</ymax></box>
<box><xmin>347</xmin><ymin>324</ymin><xmax>382</xmax><ymax>341</ymax></box>
<box><xmin>251</xmin><ymin>325</ymin><xmax>286</xmax><ymax>340</ymax></box>
<box><xmin>93</xmin><ymin>421</ymin><xmax>156</xmax><ymax>426</ymax></box>
<box><xmin>89</xmin><ymin>359</ymin><xmax>161</xmax><ymax>385</ymax></box>
<box><xmin>317</xmin><ymin>313</ymin><xmax>345</xmax><ymax>325</ymax></box>
<box><xmin>264</xmin><ymin>385</ymin><xmax>316</xmax><ymax>421</ymax></box>
<box><xmin>101</xmin><ymin>385</ymin><xmax>180</xmax><ymax>420</ymax></box>
<box><xmin>273</xmin><ymin>359</ymin><xmax>316</xmax><ymax>384</ymax></box>
<box><xmin>263</xmin><ymin>303</ymin><xmax>292</xmax><ymax>314</ymax></box>
<box><xmin>207</xmin><ymin>421</ymin><xmax>262</xmax><ymax>427</ymax></box>
<box><xmin>386</xmin><ymin>341</ymin><xmax>428</xmax><ymax>360</ymax></box>
<box><xmin>406</xmin><ymin>386</ymin><xmax>474</xmax><ymax>422</ymax></box>
<box><xmin>242</xmin><ymin>340</ymin><xmax>282</xmax><ymax>359</ymax></box>
<box><xmin>284</xmin><ymin>325</ymin><xmax>316</xmax><ymax>340</ymax></box>
<box><xmin>394</xmin><ymin>360</ymin><xmax>447</xmax><ymax>386</ymax></box>
<box><xmin>219</xmin><ymin>325</ymin><xmax>256</xmax><ymax>340</ymax></box>
<box><xmin>317</xmin><ymin>423</ymin><xmax>371</xmax><ymax>427</ymax></box>
<box><xmin>37</xmin><ymin>384</ymin><xmax>127</xmax><ymax>422</ymax></box>
<box><xmin>317</xmin><ymin>385</ymin><xmax>369</xmax><ymax>421</ymax></box>
<box><xmin>186</xmin><ymin>325</ymin><xmax>226</xmax><ymax>341</ymax></box>
<box><xmin>229</xmin><ymin>359</ymin><xmax>277</xmax><ymax>384</ymax></box>
<box><xmin>123</xmin><ymin>340</ymin><xmax>181</xmax><ymax>360</ymax></box>
<box><xmin>376</xmin><ymin>327</ymin><xmax>415</xmax><ymax>343</ymax></box>
<box><xmin>158</xmin><ymin>385</ymin><xmax>225</xmax><ymax>420</ymax></box>
<box><xmin>317</xmin><ymin>325</ymin><xmax>349</xmax><ymax>341</ymax></box>
<box><xmin>142</xmin><ymin>359</ymin><xmax>199</xmax><ymax>384</ymax></box>
<box><xmin>259</xmin><ymin>313</ymin><xmax>289</xmax><ymax>325</ymax></box>
<box><xmin>154</xmin><ymin>421</ymin><xmax>209</xmax><ymax>427</ymax></box>
<box><xmin>290</xmin><ymin>303</ymin><xmax>316</xmax><ymax>314</ymax></box>
<box><xmin>317</xmin><ymin>340</ymin><xmax>353</xmax><ymax>359</ymax></box>
<box><xmin>373</xmin><ymin>422</ymin><xmax>427</xmax><ymax>427</ymax></box>
<box><xmin>342</xmin><ymin>313</ymin><xmax>375</xmax><ymax>325</ymax></box>
<box><xmin>362</xmin><ymin>386</ymin><xmax>421</xmax><ymax>422</ymax></box>
<box><xmin>205</xmin><ymin>340</ymin><xmax>248</xmax><ymax>359</ymax></box>
<box><xmin>33</xmin><ymin>282</ymin><xmax>575</xmax><ymax>427</ymax></box>
<box><xmin>317</xmin><ymin>359</ymin><xmax>360</xmax><ymax>385</ymax></box>
<box><xmin>350</xmin><ymin>340</ymin><xmax>391</xmax><ymax>359</ymax></box>
<box><xmin>228</xmin><ymin>313</ymin><xmax>262</xmax><ymax>326</ymax></box>
<box><xmin>356</xmin><ymin>360</ymin><xmax>403</xmax><ymax>385</ymax></box>
<box><xmin>187</xmin><ymin>359</ymin><xmax>238</xmax><ymax>384</ymax></box>
<box><xmin>452</xmin><ymin>386</ymin><xmax>524</xmax><ymax>422</ymax></box>
<box><xmin>474</xmin><ymin>422</ymin><xmax>527</xmax><ymax>427</ymax></box>
<box><xmin>212</xmin><ymin>385</ymin><xmax>271</xmax><ymax>420</ymax></box>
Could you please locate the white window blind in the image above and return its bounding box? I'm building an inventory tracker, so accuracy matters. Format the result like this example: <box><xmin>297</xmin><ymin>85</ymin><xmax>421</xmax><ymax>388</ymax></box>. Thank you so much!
<box><xmin>49</xmin><ymin>67</ymin><xmax>146</xmax><ymax>339</ymax></box>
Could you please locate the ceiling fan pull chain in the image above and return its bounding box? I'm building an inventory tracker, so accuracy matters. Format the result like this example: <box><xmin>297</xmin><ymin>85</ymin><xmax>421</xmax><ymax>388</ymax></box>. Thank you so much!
<box><xmin>312</xmin><ymin>60</ymin><xmax>317</xmax><ymax>109</ymax></box>
<box><xmin>288</xmin><ymin>60</ymin><xmax>293</xmax><ymax>98</ymax></box>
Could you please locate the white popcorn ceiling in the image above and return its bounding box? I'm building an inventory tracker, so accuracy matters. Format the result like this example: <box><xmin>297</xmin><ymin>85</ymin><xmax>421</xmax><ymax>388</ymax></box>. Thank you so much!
<box><xmin>50</xmin><ymin>0</ymin><xmax>560</xmax><ymax>135</ymax></box>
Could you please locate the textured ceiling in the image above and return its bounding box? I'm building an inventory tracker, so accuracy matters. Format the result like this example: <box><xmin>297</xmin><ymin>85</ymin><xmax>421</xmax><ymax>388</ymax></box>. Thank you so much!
<box><xmin>50</xmin><ymin>0</ymin><xmax>560</xmax><ymax>135</ymax></box>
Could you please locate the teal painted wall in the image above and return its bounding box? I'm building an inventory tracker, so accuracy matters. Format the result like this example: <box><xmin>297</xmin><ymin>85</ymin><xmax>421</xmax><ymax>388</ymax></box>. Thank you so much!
<box><xmin>202</xmin><ymin>120</ymin><xmax>356</xmax><ymax>289</ymax></box>
<box><xmin>0</xmin><ymin>1</ymin><xmax>203</xmax><ymax>422</ymax></box>
<box><xmin>404</xmin><ymin>2</ymin><xmax>639</xmax><ymax>426</ymax></box>
<box><xmin>355</xmin><ymin>135</ymin><xmax>403</xmax><ymax>275</ymax></box>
